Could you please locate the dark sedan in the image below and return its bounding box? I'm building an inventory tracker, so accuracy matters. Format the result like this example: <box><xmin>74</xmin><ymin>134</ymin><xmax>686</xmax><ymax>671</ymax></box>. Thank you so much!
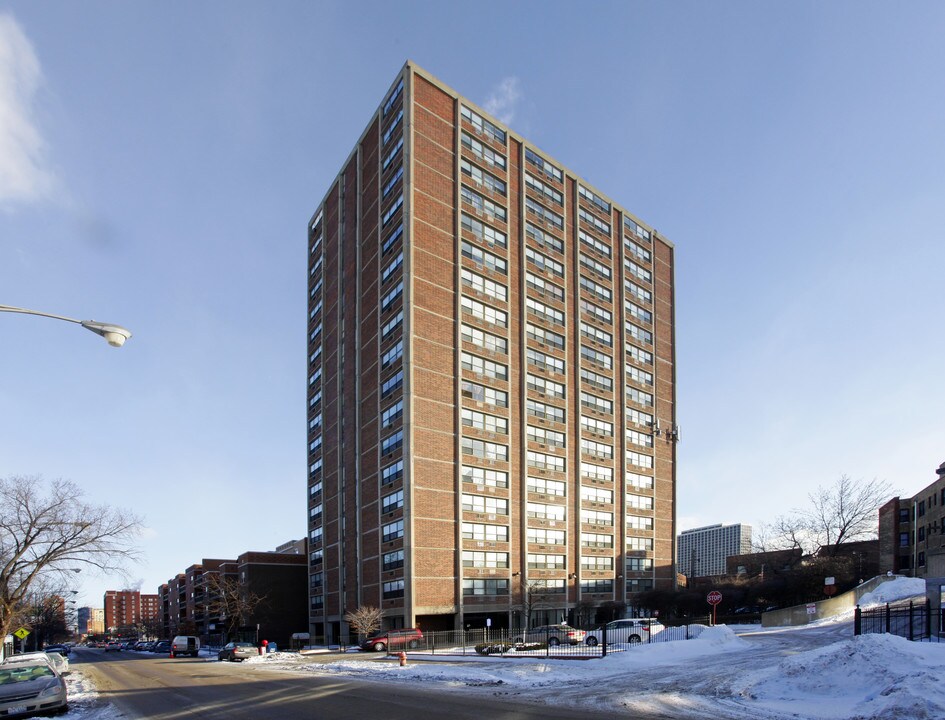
<box><xmin>218</xmin><ymin>642</ymin><xmax>257</xmax><ymax>662</ymax></box>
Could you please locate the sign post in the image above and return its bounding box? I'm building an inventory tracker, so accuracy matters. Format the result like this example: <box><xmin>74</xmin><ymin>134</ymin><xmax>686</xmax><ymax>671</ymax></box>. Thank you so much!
<box><xmin>706</xmin><ymin>590</ymin><xmax>722</xmax><ymax>625</ymax></box>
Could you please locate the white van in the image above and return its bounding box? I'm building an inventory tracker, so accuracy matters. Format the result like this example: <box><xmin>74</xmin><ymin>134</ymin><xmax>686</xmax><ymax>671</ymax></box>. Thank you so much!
<box><xmin>170</xmin><ymin>636</ymin><xmax>201</xmax><ymax>658</ymax></box>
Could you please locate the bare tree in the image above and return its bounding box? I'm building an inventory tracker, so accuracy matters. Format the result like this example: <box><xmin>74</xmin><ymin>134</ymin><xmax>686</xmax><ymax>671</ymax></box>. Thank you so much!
<box><xmin>0</xmin><ymin>476</ymin><xmax>142</xmax><ymax>646</ymax></box>
<box><xmin>344</xmin><ymin>605</ymin><xmax>382</xmax><ymax>639</ymax></box>
<box><xmin>204</xmin><ymin>572</ymin><xmax>265</xmax><ymax>641</ymax></box>
<box><xmin>802</xmin><ymin>475</ymin><xmax>893</xmax><ymax>556</ymax></box>
<box><xmin>755</xmin><ymin>475</ymin><xmax>893</xmax><ymax>557</ymax></box>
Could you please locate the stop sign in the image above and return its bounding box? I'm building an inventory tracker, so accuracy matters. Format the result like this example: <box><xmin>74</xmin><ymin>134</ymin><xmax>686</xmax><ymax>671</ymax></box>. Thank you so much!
<box><xmin>707</xmin><ymin>590</ymin><xmax>722</xmax><ymax>605</ymax></box>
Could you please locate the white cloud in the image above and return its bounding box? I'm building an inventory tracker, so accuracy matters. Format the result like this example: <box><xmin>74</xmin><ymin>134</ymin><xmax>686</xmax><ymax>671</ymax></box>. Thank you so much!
<box><xmin>0</xmin><ymin>13</ymin><xmax>54</xmax><ymax>207</ymax></box>
<box><xmin>483</xmin><ymin>76</ymin><xmax>522</xmax><ymax>126</ymax></box>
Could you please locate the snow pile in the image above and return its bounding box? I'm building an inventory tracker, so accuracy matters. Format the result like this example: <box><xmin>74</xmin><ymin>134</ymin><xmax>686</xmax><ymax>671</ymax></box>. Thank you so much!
<box><xmin>858</xmin><ymin>577</ymin><xmax>926</xmax><ymax>606</ymax></box>
<box><xmin>63</xmin><ymin>669</ymin><xmax>124</xmax><ymax>719</ymax></box>
<box><xmin>732</xmin><ymin>633</ymin><xmax>945</xmax><ymax>720</ymax></box>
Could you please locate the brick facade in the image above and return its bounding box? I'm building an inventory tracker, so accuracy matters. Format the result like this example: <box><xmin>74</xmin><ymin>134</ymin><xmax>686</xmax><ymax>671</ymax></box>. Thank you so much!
<box><xmin>307</xmin><ymin>63</ymin><xmax>677</xmax><ymax>640</ymax></box>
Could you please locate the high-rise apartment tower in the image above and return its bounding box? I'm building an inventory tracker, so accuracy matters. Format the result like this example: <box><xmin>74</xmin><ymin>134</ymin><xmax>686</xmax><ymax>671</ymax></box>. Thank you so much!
<box><xmin>307</xmin><ymin>62</ymin><xmax>677</xmax><ymax>639</ymax></box>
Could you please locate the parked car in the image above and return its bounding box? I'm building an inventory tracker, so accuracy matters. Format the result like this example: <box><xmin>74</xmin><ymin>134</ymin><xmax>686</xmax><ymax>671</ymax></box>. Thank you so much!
<box><xmin>513</xmin><ymin>624</ymin><xmax>586</xmax><ymax>646</ymax></box>
<box><xmin>151</xmin><ymin>641</ymin><xmax>171</xmax><ymax>653</ymax></box>
<box><xmin>2</xmin><ymin>651</ymin><xmax>68</xmax><ymax>676</ymax></box>
<box><xmin>43</xmin><ymin>644</ymin><xmax>71</xmax><ymax>657</ymax></box>
<box><xmin>359</xmin><ymin>628</ymin><xmax>423</xmax><ymax>652</ymax></box>
<box><xmin>121</xmin><ymin>640</ymin><xmax>137</xmax><ymax>650</ymax></box>
<box><xmin>584</xmin><ymin>618</ymin><xmax>665</xmax><ymax>646</ymax></box>
<box><xmin>0</xmin><ymin>658</ymin><xmax>68</xmax><ymax>717</ymax></box>
<box><xmin>104</xmin><ymin>641</ymin><xmax>123</xmax><ymax>652</ymax></box>
<box><xmin>171</xmin><ymin>636</ymin><xmax>201</xmax><ymax>658</ymax></box>
<box><xmin>134</xmin><ymin>641</ymin><xmax>154</xmax><ymax>651</ymax></box>
<box><xmin>218</xmin><ymin>642</ymin><xmax>257</xmax><ymax>662</ymax></box>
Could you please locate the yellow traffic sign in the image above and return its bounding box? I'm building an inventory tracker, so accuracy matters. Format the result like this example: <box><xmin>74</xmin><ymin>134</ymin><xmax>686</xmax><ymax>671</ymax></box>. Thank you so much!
<box><xmin>13</xmin><ymin>628</ymin><xmax>29</xmax><ymax>640</ymax></box>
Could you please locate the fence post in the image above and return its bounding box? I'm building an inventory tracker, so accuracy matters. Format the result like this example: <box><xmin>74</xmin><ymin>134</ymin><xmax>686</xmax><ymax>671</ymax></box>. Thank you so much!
<box><xmin>885</xmin><ymin>603</ymin><xmax>891</xmax><ymax>634</ymax></box>
<box><xmin>908</xmin><ymin>601</ymin><xmax>914</xmax><ymax>641</ymax></box>
<box><xmin>926</xmin><ymin>598</ymin><xmax>932</xmax><ymax>641</ymax></box>
<box><xmin>602</xmin><ymin>621</ymin><xmax>607</xmax><ymax>658</ymax></box>
<box><xmin>853</xmin><ymin>606</ymin><xmax>861</xmax><ymax>636</ymax></box>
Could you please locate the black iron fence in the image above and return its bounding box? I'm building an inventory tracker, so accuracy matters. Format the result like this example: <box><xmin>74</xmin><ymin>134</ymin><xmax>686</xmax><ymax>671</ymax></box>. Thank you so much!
<box><xmin>854</xmin><ymin>599</ymin><xmax>943</xmax><ymax>642</ymax></box>
<box><xmin>327</xmin><ymin>622</ymin><xmax>708</xmax><ymax>659</ymax></box>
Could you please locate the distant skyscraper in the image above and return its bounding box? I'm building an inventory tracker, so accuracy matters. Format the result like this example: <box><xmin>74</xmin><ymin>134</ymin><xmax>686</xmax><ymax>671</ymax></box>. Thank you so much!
<box><xmin>307</xmin><ymin>62</ymin><xmax>678</xmax><ymax>640</ymax></box>
<box><xmin>677</xmin><ymin>524</ymin><xmax>752</xmax><ymax>578</ymax></box>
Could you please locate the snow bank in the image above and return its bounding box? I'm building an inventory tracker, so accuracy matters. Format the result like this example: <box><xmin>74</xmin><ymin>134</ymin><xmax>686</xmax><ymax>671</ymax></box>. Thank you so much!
<box><xmin>732</xmin><ymin>633</ymin><xmax>945</xmax><ymax>720</ymax></box>
<box><xmin>858</xmin><ymin>577</ymin><xmax>926</xmax><ymax>607</ymax></box>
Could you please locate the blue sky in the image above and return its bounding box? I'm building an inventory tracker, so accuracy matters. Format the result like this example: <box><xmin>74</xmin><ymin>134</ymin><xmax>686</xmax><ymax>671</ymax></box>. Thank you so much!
<box><xmin>2</xmin><ymin>1</ymin><xmax>943</xmax><ymax>610</ymax></box>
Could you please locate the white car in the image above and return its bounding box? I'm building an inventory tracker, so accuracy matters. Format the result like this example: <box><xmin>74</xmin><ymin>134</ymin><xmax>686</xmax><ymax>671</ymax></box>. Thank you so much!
<box><xmin>2</xmin><ymin>651</ymin><xmax>69</xmax><ymax>675</ymax></box>
<box><xmin>584</xmin><ymin>618</ymin><xmax>665</xmax><ymax>646</ymax></box>
<box><xmin>0</xmin><ymin>658</ymin><xmax>68</xmax><ymax>716</ymax></box>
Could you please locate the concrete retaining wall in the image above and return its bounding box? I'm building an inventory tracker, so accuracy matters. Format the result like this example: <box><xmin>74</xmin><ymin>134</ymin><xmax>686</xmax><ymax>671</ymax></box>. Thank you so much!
<box><xmin>761</xmin><ymin>575</ymin><xmax>904</xmax><ymax>628</ymax></box>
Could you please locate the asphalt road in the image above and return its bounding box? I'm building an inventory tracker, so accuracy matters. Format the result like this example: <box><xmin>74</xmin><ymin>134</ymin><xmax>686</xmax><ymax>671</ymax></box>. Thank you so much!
<box><xmin>73</xmin><ymin>648</ymin><xmax>645</xmax><ymax>720</ymax></box>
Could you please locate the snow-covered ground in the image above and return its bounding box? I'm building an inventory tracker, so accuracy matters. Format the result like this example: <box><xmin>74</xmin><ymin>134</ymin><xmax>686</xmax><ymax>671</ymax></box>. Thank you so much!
<box><xmin>64</xmin><ymin>578</ymin><xmax>944</xmax><ymax>720</ymax></box>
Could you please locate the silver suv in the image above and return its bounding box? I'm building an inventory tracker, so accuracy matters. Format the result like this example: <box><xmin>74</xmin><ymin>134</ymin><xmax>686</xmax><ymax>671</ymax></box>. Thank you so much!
<box><xmin>513</xmin><ymin>624</ymin><xmax>586</xmax><ymax>646</ymax></box>
<box><xmin>585</xmin><ymin>618</ymin><xmax>665</xmax><ymax>646</ymax></box>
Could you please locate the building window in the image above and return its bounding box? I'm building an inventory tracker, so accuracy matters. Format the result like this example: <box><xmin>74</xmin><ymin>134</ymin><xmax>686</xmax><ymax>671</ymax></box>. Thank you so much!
<box><xmin>462</xmin><ymin>493</ymin><xmax>509</xmax><ymax>515</ymax></box>
<box><xmin>527</xmin><ymin>502</ymin><xmax>566</xmax><ymax>520</ymax></box>
<box><xmin>382</xmin><ymin>520</ymin><xmax>404</xmax><ymax>543</ymax></box>
<box><xmin>382</xmin><ymin>108</ymin><xmax>403</xmax><ymax>145</ymax></box>
<box><xmin>525</xmin><ymin>197</ymin><xmax>563</xmax><ymax>230</ymax></box>
<box><xmin>527</xmin><ymin>348</ymin><xmax>565</xmax><ymax>375</ymax></box>
<box><xmin>463</xmin><ymin>579</ymin><xmax>509</xmax><ymax>596</ymax></box>
<box><xmin>581</xmin><ymin>579</ymin><xmax>614</xmax><ymax>594</ymax></box>
<box><xmin>626</xmin><ymin>280</ymin><xmax>652</xmax><ymax>305</ymax></box>
<box><xmin>918</xmin><ymin>551</ymin><xmax>926</xmax><ymax>567</ymax></box>
<box><xmin>462</xmin><ymin>408</ymin><xmax>508</xmax><ymax>435</ymax></box>
<box><xmin>381</xmin><ymin>371</ymin><xmax>404</xmax><ymax>399</ymax></box>
<box><xmin>462</xmin><ymin>131</ymin><xmax>506</xmax><ymax>168</ymax></box>
<box><xmin>462</xmin><ymin>380</ymin><xmax>508</xmax><ymax>408</ymax></box>
<box><xmin>525</xmin><ymin>272</ymin><xmax>565</xmax><ymax>303</ymax></box>
<box><xmin>462</xmin><ymin>213</ymin><xmax>507</xmax><ymax>248</ymax></box>
<box><xmin>526</xmin><ymin>451</ymin><xmax>565</xmax><ymax>473</ymax></box>
<box><xmin>527</xmin><ymin>553</ymin><xmax>565</xmax><ymax>570</ymax></box>
<box><xmin>382</xmin><ymin>460</ymin><xmax>404</xmax><ymax>486</ymax></box>
<box><xmin>461</xmin><ymin>352</ymin><xmax>508</xmax><ymax>381</ymax></box>
<box><xmin>383</xmin><ymin>580</ymin><xmax>405</xmax><ymax>599</ymax></box>
<box><xmin>383</xmin><ymin>78</ymin><xmax>404</xmax><ymax>116</ymax></box>
<box><xmin>581</xmin><ymin>485</ymin><xmax>613</xmax><ymax>504</ymax></box>
<box><xmin>461</xmin><ymin>437</ymin><xmax>508</xmax><ymax>462</ymax></box>
<box><xmin>461</xmin><ymin>159</ymin><xmax>506</xmax><ymax>195</ymax></box>
<box><xmin>462</xmin><ymin>268</ymin><xmax>507</xmax><ymax>302</ymax></box>
<box><xmin>462</xmin><ymin>324</ymin><xmax>508</xmax><ymax>354</ymax></box>
<box><xmin>462</xmin><ymin>551</ymin><xmax>509</xmax><ymax>568</ymax></box>
<box><xmin>382</xmin><ymin>340</ymin><xmax>404</xmax><ymax>369</ymax></box>
<box><xmin>381</xmin><ymin>430</ymin><xmax>404</xmax><ymax>456</ymax></box>
<box><xmin>381</xmin><ymin>280</ymin><xmax>404</xmax><ymax>312</ymax></box>
<box><xmin>526</xmin><ymin>373</ymin><xmax>565</xmax><ymax>399</ymax></box>
<box><xmin>526</xmin><ymin>298</ymin><xmax>565</xmax><ymax>326</ymax></box>
<box><xmin>462</xmin><ymin>465</ymin><xmax>509</xmax><ymax>488</ymax></box>
<box><xmin>529</xmin><ymin>528</ymin><xmax>566</xmax><ymax>545</ymax></box>
<box><xmin>383</xmin><ymin>549</ymin><xmax>404</xmax><ymax>571</ymax></box>
<box><xmin>380</xmin><ymin>399</ymin><xmax>403</xmax><ymax>429</ymax></box>
<box><xmin>527</xmin><ymin>476</ymin><xmax>567</xmax><ymax>496</ymax></box>
<box><xmin>525</xmin><ymin>148</ymin><xmax>562</xmax><ymax>182</ymax></box>
<box><xmin>524</xmin><ymin>172</ymin><xmax>563</xmax><ymax>206</ymax></box>
<box><xmin>526</xmin><ymin>399</ymin><xmax>565</xmax><ymax>424</ymax></box>
<box><xmin>462</xmin><ymin>522</ymin><xmax>509</xmax><ymax>541</ymax></box>
<box><xmin>581</xmin><ymin>416</ymin><xmax>613</xmax><ymax>437</ymax></box>
<box><xmin>579</xmin><ymin>229</ymin><xmax>611</xmax><ymax>258</ymax></box>
<box><xmin>526</xmin><ymin>323</ymin><xmax>565</xmax><ymax>350</ymax></box>
<box><xmin>461</xmin><ymin>185</ymin><xmax>507</xmax><ymax>223</ymax></box>
<box><xmin>461</xmin><ymin>296</ymin><xmax>508</xmax><ymax>328</ymax></box>
<box><xmin>461</xmin><ymin>105</ymin><xmax>506</xmax><ymax>143</ymax></box>
<box><xmin>382</xmin><ymin>136</ymin><xmax>404</xmax><ymax>171</ymax></box>
<box><xmin>526</xmin><ymin>222</ymin><xmax>563</xmax><ymax>254</ymax></box>
<box><xmin>382</xmin><ymin>490</ymin><xmax>404</xmax><ymax>514</ymax></box>
<box><xmin>525</xmin><ymin>247</ymin><xmax>564</xmax><ymax>277</ymax></box>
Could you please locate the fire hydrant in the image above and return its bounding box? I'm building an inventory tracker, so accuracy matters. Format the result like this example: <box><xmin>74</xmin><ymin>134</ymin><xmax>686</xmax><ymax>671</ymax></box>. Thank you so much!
<box><xmin>398</xmin><ymin>651</ymin><xmax>407</xmax><ymax>667</ymax></box>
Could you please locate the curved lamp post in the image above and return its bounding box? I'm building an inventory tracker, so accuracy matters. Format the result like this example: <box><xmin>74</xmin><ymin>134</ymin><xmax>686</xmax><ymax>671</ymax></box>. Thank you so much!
<box><xmin>0</xmin><ymin>304</ymin><xmax>132</xmax><ymax>347</ymax></box>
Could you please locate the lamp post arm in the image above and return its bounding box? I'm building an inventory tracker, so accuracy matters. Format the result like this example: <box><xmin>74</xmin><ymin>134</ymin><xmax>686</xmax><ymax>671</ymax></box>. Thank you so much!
<box><xmin>0</xmin><ymin>304</ymin><xmax>132</xmax><ymax>347</ymax></box>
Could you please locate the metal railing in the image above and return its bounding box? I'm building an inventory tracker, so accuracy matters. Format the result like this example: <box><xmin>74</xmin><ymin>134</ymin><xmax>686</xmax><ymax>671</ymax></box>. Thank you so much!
<box><xmin>854</xmin><ymin>599</ymin><xmax>943</xmax><ymax>642</ymax></box>
<box><xmin>322</xmin><ymin>622</ymin><xmax>707</xmax><ymax>659</ymax></box>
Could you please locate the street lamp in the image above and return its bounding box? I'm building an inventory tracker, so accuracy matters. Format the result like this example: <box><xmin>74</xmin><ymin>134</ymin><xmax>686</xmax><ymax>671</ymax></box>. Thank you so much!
<box><xmin>0</xmin><ymin>305</ymin><xmax>132</xmax><ymax>347</ymax></box>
